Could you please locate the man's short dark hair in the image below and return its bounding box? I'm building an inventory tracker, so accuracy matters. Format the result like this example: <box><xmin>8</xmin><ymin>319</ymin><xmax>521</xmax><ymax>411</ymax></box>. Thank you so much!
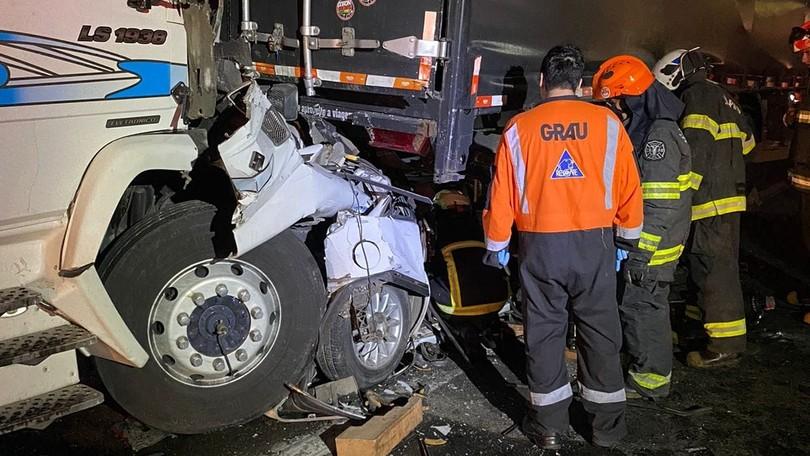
<box><xmin>541</xmin><ymin>45</ymin><xmax>585</xmax><ymax>91</ymax></box>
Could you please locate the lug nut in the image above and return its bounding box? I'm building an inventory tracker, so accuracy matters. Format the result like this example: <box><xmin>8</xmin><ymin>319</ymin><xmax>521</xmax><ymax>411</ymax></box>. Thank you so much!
<box><xmin>238</xmin><ymin>289</ymin><xmax>251</xmax><ymax>303</ymax></box>
<box><xmin>177</xmin><ymin>313</ymin><xmax>190</xmax><ymax>326</ymax></box>
<box><xmin>213</xmin><ymin>358</ymin><xmax>226</xmax><ymax>371</ymax></box>
<box><xmin>235</xmin><ymin>349</ymin><xmax>248</xmax><ymax>362</ymax></box>
<box><xmin>192</xmin><ymin>293</ymin><xmax>206</xmax><ymax>306</ymax></box>
<box><xmin>215</xmin><ymin>284</ymin><xmax>229</xmax><ymax>297</ymax></box>
<box><xmin>250</xmin><ymin>329</ymin><xmax>263</xmax><ymax>342</ymax></box>
<box><xmin>190</xmin><ymin>353</ymin><xmax>203</xmax><ymax>367</ymax></box>
<box><xmin>176</xmin><ymin>336</ymin><xmax>189</xmax><ymax>350</ymax></box>
<box><xmin>250</xmin><ymin>307</ymin><xmax>263</xmax><ymax>319</ymax></box>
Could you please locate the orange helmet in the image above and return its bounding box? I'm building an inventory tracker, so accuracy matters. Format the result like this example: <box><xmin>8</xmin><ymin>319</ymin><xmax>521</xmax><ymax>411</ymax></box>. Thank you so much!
<box><xmin>790</xmin><ymin>21</ymin><xmax>810</xmax><ymax>53</ymax></box>
<box><xmin>592</xmin><ymin>55</ymin><xmax>655</xmax><ymax>100</ymax></box>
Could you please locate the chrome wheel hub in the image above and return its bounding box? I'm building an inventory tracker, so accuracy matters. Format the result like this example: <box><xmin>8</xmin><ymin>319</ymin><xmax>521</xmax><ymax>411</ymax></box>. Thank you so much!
<box><xmin>353</xmin><ymin>288</ymin><xmax>404</xmax><ymax>370</ymax></box>
<box><xmin>148</xmin><ymin>260</ymin><xmax>281</xmax><ymax>387</ymax></box>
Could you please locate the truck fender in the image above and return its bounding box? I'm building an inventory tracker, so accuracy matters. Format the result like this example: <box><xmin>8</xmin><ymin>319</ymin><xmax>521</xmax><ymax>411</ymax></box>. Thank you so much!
<box><xmin>61</xmin><ymin>132</ymin><xmax>198</xmax><ymax>271</ymax></box>
<box><xmin>55</xmin><ymin>132</ymin><xmax>198</xmax><ymax>367</ymax></box>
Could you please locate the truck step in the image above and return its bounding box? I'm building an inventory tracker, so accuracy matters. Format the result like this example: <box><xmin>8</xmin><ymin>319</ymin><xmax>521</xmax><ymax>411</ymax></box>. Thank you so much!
<box><xmin>0</xmin><ymin>287</ymin><xmax>42</xmax><ymax>316</ymax></box>
<box><xmin>0</xmin><ymin>384</ymin><xmax>103</xmax><ymax>435</ymax></box>
<box><xmin>0</xmin><ymin>325</ymin><xmax>97</xmax><ymax>367</ymax></box>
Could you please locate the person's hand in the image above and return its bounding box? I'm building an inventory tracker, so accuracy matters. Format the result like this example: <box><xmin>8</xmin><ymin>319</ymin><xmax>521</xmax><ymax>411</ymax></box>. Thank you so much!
<box><xmin>615</xmin><ymin>249</ymin><xmax>629</xmax><ymax>272</ymax></box>
<box><xmin>623</xmin><ymin>257</ymin><xmax>648</xmax><ymax>286</ymax></box>
<box><xmin>483</xmin><ymin>249</ymin><xmax>510</xmax><ymax>269</ymax></box>
<box><xmin>497</xmin><ymin>249</ymin><xmax>510</xmax><ymax>268</ymax></box>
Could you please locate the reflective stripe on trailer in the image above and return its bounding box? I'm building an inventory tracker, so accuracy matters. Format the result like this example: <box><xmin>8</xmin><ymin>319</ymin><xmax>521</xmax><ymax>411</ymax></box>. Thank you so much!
<box><xmin>471</xmin><ymin>55</ymin><xmax>482</xmax><ymax>95</ymax></box>
<box><xmin>475</xmin><ymin>95</ymin><xmax>505</xmax><ymax>108</ymax></box>
<box><xmin>254</xmin><ymin>63</ymin><xmax>428</xmax><ymax>91</ymax></box>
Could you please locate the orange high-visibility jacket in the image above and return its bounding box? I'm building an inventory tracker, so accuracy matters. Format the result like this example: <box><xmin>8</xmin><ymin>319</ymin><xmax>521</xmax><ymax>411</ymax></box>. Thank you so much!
<box><xmin>483</xmin><ymin>96</ymin><xmax>644</xmax><ymax>251</ymax></box>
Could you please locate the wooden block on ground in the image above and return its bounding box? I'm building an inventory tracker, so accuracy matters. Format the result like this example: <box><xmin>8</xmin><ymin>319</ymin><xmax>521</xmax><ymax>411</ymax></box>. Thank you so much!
<box><xmin>335</xmin><ymin>396</ymin><xmax>423</xmax><ymax>456</ymax></box>
<box><xmin>507</xmin><ymin>323</ymin><xmax>524</xmax><ymax>337</ymax></box>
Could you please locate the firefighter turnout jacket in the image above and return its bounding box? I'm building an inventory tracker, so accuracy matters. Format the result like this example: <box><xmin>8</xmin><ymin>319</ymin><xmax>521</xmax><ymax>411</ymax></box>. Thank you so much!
<box><xmin>679</xmin><ymin>79</ymin><xmax>755</xmax><ymax>221</ymax></box>
<box><xmin>633</xmin><ymin>120</ymin><xmax>693</xmax><ymax>280</ymax></box>
<box><xmin>484</xmin><ymin>96</ymin><xmax>643</xmax><ymax>248</ymax></box>
<box><xmin>789</xmin><ymin>95</ymin><xmax>810</xmax><ymax>191</ymax></box>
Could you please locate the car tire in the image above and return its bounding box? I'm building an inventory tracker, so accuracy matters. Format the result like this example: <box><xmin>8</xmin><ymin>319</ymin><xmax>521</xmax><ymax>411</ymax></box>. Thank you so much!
<box><xmin>317</xmin><ymin>285</ymin><xmax>411</xmax><ymax>390</ymax></box>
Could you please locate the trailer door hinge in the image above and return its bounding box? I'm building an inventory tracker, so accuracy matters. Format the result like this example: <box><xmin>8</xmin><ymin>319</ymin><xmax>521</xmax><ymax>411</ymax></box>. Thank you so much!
<box><xmin>382</xmin><ymin>36</ymin><xmax>450</xmax><ymax>60</ymax></box>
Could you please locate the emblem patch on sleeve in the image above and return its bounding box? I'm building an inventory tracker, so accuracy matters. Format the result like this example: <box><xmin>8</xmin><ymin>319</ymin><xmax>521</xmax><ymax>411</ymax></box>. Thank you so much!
<box><xmin>644</xmin><ymin>140</ymin><xmax>666</xmax><ymax>161</ymax></box>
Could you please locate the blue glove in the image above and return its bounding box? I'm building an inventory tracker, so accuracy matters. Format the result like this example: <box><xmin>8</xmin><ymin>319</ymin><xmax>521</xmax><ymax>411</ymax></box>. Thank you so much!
<box><xmin>616</xmin><ymin>249</ymin><xmax>629</xmax><ymax>272</ymax></box>
<box><xmin>498</xmin><ymin>249</ymin><xmax>511</xmax><ymax>268</ymax></box>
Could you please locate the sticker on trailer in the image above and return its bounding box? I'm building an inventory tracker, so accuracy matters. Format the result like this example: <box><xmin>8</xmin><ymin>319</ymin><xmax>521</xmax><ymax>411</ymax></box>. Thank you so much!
<box><xmin>336</xmin><ymin>0</ymin><xmax>355</xmax><ymax>20</ymax></box>
<box><xmin>359</xmin><ymin>0</ymin><xmax>376</xmax><ymax>6</ymax></box>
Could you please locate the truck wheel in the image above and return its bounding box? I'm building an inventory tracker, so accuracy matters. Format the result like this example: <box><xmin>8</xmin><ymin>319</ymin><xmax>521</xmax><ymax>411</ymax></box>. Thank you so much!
<box><xmin>317</xmin><ymin>285</ymin><xmax>411</xmax><ymax>389</ymax></box>
<box><xmin>96</xmin><ymin>201</ymin><xmax>324</xmax><ymax>434</ymax></box>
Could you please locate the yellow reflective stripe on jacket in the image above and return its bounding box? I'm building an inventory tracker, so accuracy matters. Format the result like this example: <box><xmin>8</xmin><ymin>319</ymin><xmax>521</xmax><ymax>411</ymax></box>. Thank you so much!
<box><xmin>629</xmin><ymin>371</ymin><xmax>671</xmax><ymax>390</ymax></box>
<box><xmin>678</xmin><ymin>172</ymin><xmax>703</xmax><ymax>191</ymax></box>
<box><xmin>648</xmin><ymin>244</ymin><xmax>684</xmax><ymax>266</ymax></box>
<box><xmin>691</xmin><ymin>196</ymin><xmax>747</xmax><ymax>221</ymax></box>
<box><xmin>681</xmin><ymin>114</ymin><xmax>756</xmax><ymax>155</ymax></box>
<box><xmin>642</xmin><ymin>182</ymin><xmax>681</xmax><ymax>200</ymax></box>
<box><xmin>705</xmin><ymin>318</ymin><xmax>747</xmax><ymax>338</ymax></box>
<box><xmin>638</xmin><ymin>232</ymin><xmax>662</xmax><ymax>253</ymax></box>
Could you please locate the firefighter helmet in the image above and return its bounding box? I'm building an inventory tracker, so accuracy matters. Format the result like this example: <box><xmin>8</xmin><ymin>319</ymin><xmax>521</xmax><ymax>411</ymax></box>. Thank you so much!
<box><xmin>592</xmin><ymin>55</ymin><xmax>655</xmax><ymax>100</ymax></box>
<box><xmin>790</xmin><ymin>21</ymin><xmax>810</xmax><ymax>53</ymax></box>
<box><xmin>653</xmin><ymin>49</ymin><xmax>689</xmax><ymax>91</ymax></box>
<box><xmin>654</xmin><ymin>48</ymin><xmax>707</xmax><ymax>91</ymax></box>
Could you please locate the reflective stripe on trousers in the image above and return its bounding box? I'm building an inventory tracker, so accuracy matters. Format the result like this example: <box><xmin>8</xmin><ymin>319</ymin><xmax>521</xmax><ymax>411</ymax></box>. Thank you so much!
<box><xmin>530</xmin><ymin>383</ymin><xmax>573</xmax><ymax>407</ymax></box>
<box><xmin>629</xmin><ymin>371</ymin><xmax>671</xmax><ymax>390</ymax></box>
<box><xmin>705</xmin><ymin>318</ymin><xmax>747</xmax><ymax>338</ymax></box>
<box><xmin>505</xmin><ymin>124</ymin><xmax>529</xmax><ymax>214</ymax></box>
<box><xmin>682</xmin><ymin>114</ymin><xmax>756</xmax><ymax>155</ymax></box>
<box><xmin>578</xmin><ymin>382</ymin><xmax>626</xmax><ymax>404</ymax></box>
<box><xmin>692</xmin><ymin>196</ymin><xmax>747</xmax><ymax>221</ymax></box>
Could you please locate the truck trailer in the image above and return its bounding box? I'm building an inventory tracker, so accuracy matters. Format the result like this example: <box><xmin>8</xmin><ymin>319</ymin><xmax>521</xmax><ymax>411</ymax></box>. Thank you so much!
<box><xmin>0</xmin><ymin>0</ymin><xmax>806</xmax><ymax>435</ymax></box>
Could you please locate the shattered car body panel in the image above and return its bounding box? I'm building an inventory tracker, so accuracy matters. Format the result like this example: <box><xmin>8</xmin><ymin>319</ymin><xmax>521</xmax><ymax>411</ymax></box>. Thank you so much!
<box><xmin>218</xmin><ymin>82</ymin><xmax>429</xmax><ymax>296</ymax></box>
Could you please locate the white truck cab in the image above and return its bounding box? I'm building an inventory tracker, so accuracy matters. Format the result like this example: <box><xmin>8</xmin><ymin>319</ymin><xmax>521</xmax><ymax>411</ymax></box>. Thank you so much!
<box><xmin>0</xmin><ymin>1</ymin><xmax>428</xmax><ymax>434</ymax></box>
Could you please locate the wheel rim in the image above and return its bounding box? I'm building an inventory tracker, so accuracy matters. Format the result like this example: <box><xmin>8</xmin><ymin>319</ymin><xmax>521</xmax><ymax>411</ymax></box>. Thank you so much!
<box><xmin>352</xmin><ymin>288</ymin><xmax>404</xmax><ymax>370</ymax></box>
<box><xmin>147</xmin><ymin>259</ymin><xmax>281</xmax><ymax>387</ymax></box>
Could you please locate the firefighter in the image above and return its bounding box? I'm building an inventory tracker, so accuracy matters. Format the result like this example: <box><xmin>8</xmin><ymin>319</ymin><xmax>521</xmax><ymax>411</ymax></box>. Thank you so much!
<box><xmin>788</xmin><ymin>22</ymin><xmax>810</xmax><ymax>253</ymax></box>
<box><xmin>483</xmin><ymin>45</ymin><xmax>643</xmax><ymax>449</ymax></box>
<box><xmin>654</xmin><ymin>49</ymin><xmax>755</xmax><ymax>368</ymax></box>
<box><xmin>593</xmin><ymin>55</ymin><xmax>693</xmax><ymax>399</ymax></box>
<box><xmin>788</xmin><ymin>22</ymin><xmax>810</xmax><ymax>325</ymax></box>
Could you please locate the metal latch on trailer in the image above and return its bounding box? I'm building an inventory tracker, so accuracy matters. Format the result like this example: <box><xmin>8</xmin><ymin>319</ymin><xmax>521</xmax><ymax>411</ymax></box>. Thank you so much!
<box><xmin>264</xmin><ymin>24</ymin><xmax>378</xmax><ymax>57</ymax></box>
<box><xmin>262</xmin><ymin>24</ymin><xmax>449</xmax><ymax>60</ymax></box>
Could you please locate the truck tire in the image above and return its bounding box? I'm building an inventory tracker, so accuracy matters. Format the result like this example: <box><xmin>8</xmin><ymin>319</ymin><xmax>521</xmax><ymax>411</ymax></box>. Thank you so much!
<box><xmin>317</xmin><ymin>285</ymin><xmax>411</xmax><ymax>389</ymax></box>
<box><xmin>96</xmin><ymin>201</ymin><xmax>325</xmax><ymax>434</ymax></box>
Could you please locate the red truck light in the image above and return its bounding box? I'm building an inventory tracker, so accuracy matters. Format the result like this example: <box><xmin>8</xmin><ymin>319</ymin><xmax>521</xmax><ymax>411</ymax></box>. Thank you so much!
<box><xmin>367</xmin><ymin>128</ymin><xmax>431</xmax><ymax>156</ymax></box>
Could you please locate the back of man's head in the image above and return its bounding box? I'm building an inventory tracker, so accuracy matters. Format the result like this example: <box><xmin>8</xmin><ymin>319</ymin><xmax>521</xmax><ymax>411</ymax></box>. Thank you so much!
<box><xmin>541</xmin><ymin>45</ymin><xmax>585</xmax><ymax>91</ymax></box>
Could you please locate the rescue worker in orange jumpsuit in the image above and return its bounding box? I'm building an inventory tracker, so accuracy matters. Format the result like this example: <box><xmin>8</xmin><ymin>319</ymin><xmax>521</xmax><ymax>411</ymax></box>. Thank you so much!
<box><xmin>593</xmin><ymin>56</ymin><xmax>693</xmax><ymax>400</ymax></box>
<box><xmin>483</xmin><ymin>45</ymin><xmax>644</xmax><ymax>449</ymax></box>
